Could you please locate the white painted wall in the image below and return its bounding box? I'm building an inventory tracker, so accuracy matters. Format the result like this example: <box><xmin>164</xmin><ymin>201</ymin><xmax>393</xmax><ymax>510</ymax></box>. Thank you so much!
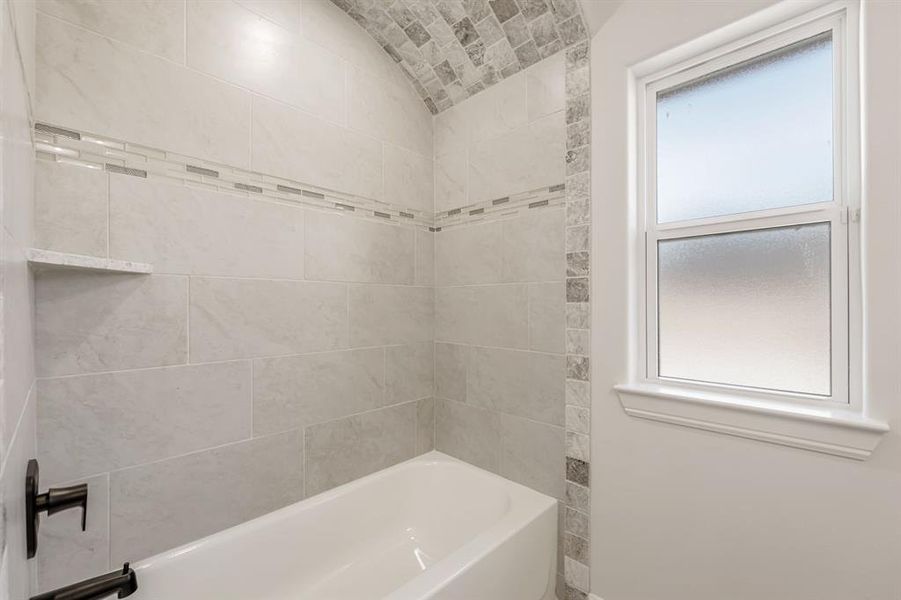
<box><xmin>590</xmin><ymin>1</ymin><xmax>901</xmax><ymax>598</ymax></box>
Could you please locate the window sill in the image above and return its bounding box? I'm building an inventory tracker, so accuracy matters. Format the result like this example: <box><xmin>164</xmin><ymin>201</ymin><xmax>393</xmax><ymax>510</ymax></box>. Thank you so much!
<box><xmin>614</xmin><ymin>383</ymin><xmax>889</xmax><ymax>460</ymax></box>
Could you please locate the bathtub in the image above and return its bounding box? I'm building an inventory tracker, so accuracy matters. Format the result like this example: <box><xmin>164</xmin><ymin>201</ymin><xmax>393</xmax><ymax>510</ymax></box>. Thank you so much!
<box><xmin>130</xmin><ymin>451</ymin><xmax>558</xmax><ymax>600</ymax></box>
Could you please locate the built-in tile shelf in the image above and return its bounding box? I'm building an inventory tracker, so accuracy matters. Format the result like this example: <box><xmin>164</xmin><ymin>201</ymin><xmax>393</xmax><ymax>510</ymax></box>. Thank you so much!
<box><xmin>26</xmin><ymin>249</ymin><xmax>153</xmax><ymax>274</ymax></box>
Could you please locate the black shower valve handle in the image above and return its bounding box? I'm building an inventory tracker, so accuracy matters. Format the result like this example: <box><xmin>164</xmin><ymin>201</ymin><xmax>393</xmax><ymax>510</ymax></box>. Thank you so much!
<box><xmin>26</xmin><ymin>459</ymin><xmax>89</xmax><ymax>559</ymax></box>
<box><xmin>37</xmin><ymin>482</ymin><xmax>89</xmax><ymax>531</ymax></box>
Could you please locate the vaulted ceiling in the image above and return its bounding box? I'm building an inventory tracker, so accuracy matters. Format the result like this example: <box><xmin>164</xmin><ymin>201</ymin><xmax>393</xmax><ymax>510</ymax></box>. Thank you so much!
<box><xmin>330</xmin><ymin>0</ymin><xmax>591</xmax><ymax>113</ymax></box>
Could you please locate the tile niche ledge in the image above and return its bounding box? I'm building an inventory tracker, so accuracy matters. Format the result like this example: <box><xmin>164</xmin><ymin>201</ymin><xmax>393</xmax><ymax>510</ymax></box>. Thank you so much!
<box><xmin>26</xmin><ymin>248</ymin><xmax>152</xmax><ymax>274</ymax></box>
<box><xmin>615</xmin><ymin>383</ymin><xmax>889</xmax><ymax>460</ymax></box>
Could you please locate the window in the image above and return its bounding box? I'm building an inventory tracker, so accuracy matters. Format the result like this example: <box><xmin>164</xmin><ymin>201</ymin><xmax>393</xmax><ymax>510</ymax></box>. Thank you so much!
<box><xmin>638</xmin><ymin>9</ymin><xmax>858</xmax><ymax>409</ymax></box>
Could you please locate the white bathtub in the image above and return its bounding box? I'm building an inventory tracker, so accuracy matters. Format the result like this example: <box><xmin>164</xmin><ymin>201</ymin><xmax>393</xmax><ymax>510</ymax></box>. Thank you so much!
<box><xmin>130</xmin><ymin>451</ymin><xmax>558</xmax><ymax>600</ymax></box>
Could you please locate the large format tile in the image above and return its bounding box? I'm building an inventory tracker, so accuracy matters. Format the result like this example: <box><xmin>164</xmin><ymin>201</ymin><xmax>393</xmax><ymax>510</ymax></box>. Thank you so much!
<box><xmin>436</xmin><ymin>220</ymin><xmax>503</xmax><ymax>286</ymax></box>
<box><xmin>435</xmin><ymin>399</ymin><xmax>500</xmax><ymax>472</ymax></box>
<box><xmin>189</xmin><ymin>277</ymin><xmax>347</xmax><ymax>361</ymax></box>
<box><xmin>348</xmin><ymin>285</ymin><xmax>433</xmax><ymax>347</ymax></box>
<box><xmin>499</xmin><ymin>413</ymin><xmax>565</xmax><ymax>499</ymax></box>
<box><xmin>34</xmin><ymin>161</ymin><xmax>107</xmax><ymax>257</ymax></box>
<box><xmin>386</xmin><ymin>342</ymin><xmax>434</xmax><ymax>404</ymax></box>
<box><xmin>435</xmin><ymin>284</ymin><xmax>529</xmax><ymax>348</ymax></box>
<box><xmin>468</xmin><ymin>346</ymin><xmax>564</xmax><ymax>426</ymax></box>
<box><xmin>237</xmin><ymin>0</ymin><xmax>300</xmax><ymax>31</ymax></box>
<box><xmin>304</xmin><ymin>402</ymin><xmax>416</xmax><ymax>496</ymax></box>
<box><xmin>35</xmin><ymin>272</ymin><xmax>188</xmax><ymax>377</ymax></box>
<box><xmin>503</xmin><ymin>207</ymin><xmax>565</xmax><ymax>282</ymax></box>
<box><xmin>110</xmin><ymin>431</ymin><xmax>303</xmax><ymax>563</ymax></box>
<box><xmin>347</xmin><ymin>66</ymin><xmax>432</xmax><ymax>157</ymax></box>
<box><xmin>434</xmin><ymin>150</ymin><xmax>468</xmax><ymax>212</ymax></box>
<box><xmin>252</xmin><ymin>348</ymin><xmax>386</xmax><ymax>436</ymax></box>
<box><xmin>1</xmin><ymin>235</ymin><xmax>35</xmax><ymax>454</ymax></box>
<box><xmin>36</xmin><ymin>474</ymin><xmax>109</xmax><ymax>593</ymax></box>
<box><xmin>305</xmin><ymin>210</ymin><xmax>414</xmax><ymax>284</ymax></box>
<box><xmin>529</xmin><ymin>281</ymin><xmax>565</xmax><ymax>353</ymax></box>
<box><xmin>526</xmin><ymin>52</ymin><xmax>565</xmax><ymax>121</ymax></box>
<box><xmin>37</xmin><ymin>0</ymin><xmax>185</xmax><ymax>62</ymax></box>
<box><xmin>469</xmin><ymin>111</ymin><xmax>565</xmax><ymax>201</ymax></box>
<box><xmin>435</xmin><ymin>342</ymin><xmax>468</xmax><ymax>402</ymax></box>
<box><xmin>383</xmin><ymin>143</ymin><xmax>434</xmax><ymax>214</ymax></box>
<box><xmin>416</xmin><ymin>397</ymin><xmax>435</xmax><ymax>454</ymax></box>
<box><xmin>415</xmin><ymin>230</ymin><xmax>434</xmax><ymax>286</ymax></box>
<box><xmin>36</xmin><ymin>14</ymin><xmax>251</xmax><ymax>166</ymax></box>
<box><xmin>38</xmin><ymin>361</ymin><xmax>252</xmax><ymax>483</ymax></box>
<box><xmin>110</xmin><ymin>174</ymin><xmax>304</xmax><ymax>278</ymax></box>
<box><xmin>187</xmin><ymin>0</ymin><xmax>344</xmax><ymax>123</ymax></box>
<box><xmin>251</xmin><ymin>95</ymin><xmax>382</xmax><ymax>199</ymax></box>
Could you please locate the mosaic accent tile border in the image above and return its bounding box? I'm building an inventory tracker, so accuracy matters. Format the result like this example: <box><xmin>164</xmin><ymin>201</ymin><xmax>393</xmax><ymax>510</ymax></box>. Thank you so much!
<box><xmin>33</xmin><ymin>123</ymin><xmax>436</xmax><ymax>230</ymax></box>
<box><xmin>562</xmin><ymin>38</ymin><xmax>591</xmax><ymax>599</ymax></box>
<box><xmin>433</xmin><ymin>183</ymin><xmax>565</xmax><ymax>229</ymax></box>
<box><xmin>330</xmin><ymin>0</ymin><xmax>588</xmax><ymax>113</ymax></box>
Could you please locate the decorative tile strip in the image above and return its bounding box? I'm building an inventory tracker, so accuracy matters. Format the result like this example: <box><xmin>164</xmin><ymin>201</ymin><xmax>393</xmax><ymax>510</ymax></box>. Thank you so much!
<box><xmin>562</xmin><ymin>38</ymin><xmax>592</xmax><ymax>598</ymax></box>
<box><xmin>34</xmin><ymin>123</ymin><xmax>434</xmax><ymax>230</ymax></box>
<box><xmin>434</xmin><ymin>183</ymin><xmax>565</xmax><ymax>230</ymax></box>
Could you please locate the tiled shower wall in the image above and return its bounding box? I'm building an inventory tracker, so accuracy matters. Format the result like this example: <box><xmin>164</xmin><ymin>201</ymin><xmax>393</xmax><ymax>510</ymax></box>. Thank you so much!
<box><xmin>0</xmin><ymin>0</ymin><xmax>37</xmax><ymax>597</ymax></box>
<box><xmin>31</xmin><ymin>0</ymin><xmax>435</xmax><ymax>592</ymax></box>
<box><xmin>32</xmin><ymin>0</ymin><xmax>591</xmax><ymax>598</ymax></box>
<box><xmin>431</xmin><ymin>37</ymin><xmax>591</xmax><ymax>599</ymax></box>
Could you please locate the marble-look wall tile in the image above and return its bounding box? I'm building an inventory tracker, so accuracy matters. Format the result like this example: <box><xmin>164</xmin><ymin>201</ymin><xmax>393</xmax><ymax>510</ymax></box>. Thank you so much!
<box><xmin>436</xmin><ymin>220</ymin><xmax>503</xmax><ymax>285</ymax></box>
<box><xmin>36</xmin><ymin>474</ymin><xmax>109</xmax><ymax>593</ymax></box>
<box><xmin>110</xmin><ymin>174</ymin><xmax>305</xmax><ymax>279</ymax></box>
<box><xmin>416</xmin><ymin>397</ymin><xmax>435</xmax><ymax>453</ymax></box>
<box><xmin>251</xmin><ymin>95</ymin><xmax>382</xmax><ymax>199</ymax></box>
<box><xmin>36</xmin><ymin>0</ymin><xmax>186</xmax><ymax>62</ymax></box>
<box><xmin>187</xmin><ymin>0</ymin><xmax>344</xmax><ymax>124</ymax></box>
<box><xmin>384</xmin><ymin>143</ymin><xmax>434</xmax><ymax>214</ymax></box>
<box><xmin>36</xmin><ymin>14</ymin><xmax>251</xmax><ymax>167</ymax></box>
<box><xmin>38</xmin><ymin>361</ymin><xmax>252</xmax><ymax>483</ymax></box>
<box><xmin>435</xmin><ymin>342</ymin><xmax>468</xmax><ymax>401</ymax></box>
<box><xmin>110</xmin><ymin>430</ymin><xmax>303</xmax><ymax>563</ymax></box>
<box><xmin>386</xmin><ymin>342</ymin><xmax>434</xmax><ymax>403</ymax></box>
<box><xmin>467</xmin><ymin>346</ymin><xmax>564</xmax><ymax>426</ymax></box>
<box><xmin>1</xmin><ymin>236</ymin><xmax>35</xmax><ymax>452</ymax></box>
<box><xmin>304</xmin><ymin>210</ymin><xmax>414</xmax><ymax>284</ymax></box>
<box><xmin>304</xmin><ymin>402</ymin><xmax>416</xmax><ymax>496</ymax></box>
<box><xmin>189</xmin><ymin>277</ymin><xmax>347</xmax><ymax>362</ymax></box>
<box><xmin>347</xmin><ymin>66</ymin><xmax>432</xmax><ymax>157</ymax></box>
<box><xmin>415</xmin><ymin>230</ymin><xmax>435</xmax><ymax>286</ymax></box>
<box><xmin>300</xmin><ymin>0</ymin><xmax>406</xmax><ymax>88</ymax></box>
<box><xmin>348</xmin><ymin>284</ymin><xmax>434</xmax><ymax>347</ymax></box>
<box><xmin>499</xmin><ymin>413</ymin><xmax>565</xmax><ymax>498</ymax></box>
<box><xmin>237</xmin><ymin>0</ymin><xmax>300</xmax><ymax>31</ymax></box>
<box><xmin>34</xmin><ymin>161</ymin><xmax>107</xmax><ymax>257</ymax></box>
<box><xmin>436</xmin><ymin>284</ymin><xmax>528</xmax><ymax>348</ymax></box>
<box><xmin>435</xmin><ymin>398</ymin><xmax>500</xmax><ymax>472</ymax></box>
<box><xmin>526</xmin><ymin>51</ymin><xmax>565</xmax><ymax>120</ymax></box>
<box><xmin>503</xmin><ymin>207</ymin><xmax>564</xmax><ymax>282</ymax></box>
<box><xmin>35</xmin><ymin>272</ymin><xmax>188</xmax><ymax>377</ymax></box>
<box><xmin>434</xmin><ymin>150</ymin><xmax>468</xmax><ymax>212</ymax></box>
<box><xmin>529</xmin><ymin>281</ymin><xmax>565</xmax><ymax>353</ymax></box>
<box><xmin>469</xmin><ymin>111</ymin><xmax>564</xmax><ymax>202</ymax></box>
<box><xmin>252</xmin><ymin>348</ymin><xmax>386</xmax><ymax>436</ymax></box>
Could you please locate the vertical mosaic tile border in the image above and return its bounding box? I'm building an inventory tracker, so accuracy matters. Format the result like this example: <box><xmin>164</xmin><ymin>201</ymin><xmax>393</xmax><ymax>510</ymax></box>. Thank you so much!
<box><xmin>330</xmin><ymin>0</ymin><xmax>588</xmax><ymax>113</ymax></box>
<box><xmin>562</xmin><ymin>38</ymin><xmax>591</xmax><ymax>600</ymax></box>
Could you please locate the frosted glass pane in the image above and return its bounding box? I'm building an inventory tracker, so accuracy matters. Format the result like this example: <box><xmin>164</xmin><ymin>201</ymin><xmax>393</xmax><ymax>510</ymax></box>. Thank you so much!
<box><xmin>656</xmin><ymin>33</ymin><xmax>833</xmax><ymax>223</ymax></box>
<box><xmin>657</xmin><ymin>223</ymin><xmax>831</xmax><ymax>395</ymax></box>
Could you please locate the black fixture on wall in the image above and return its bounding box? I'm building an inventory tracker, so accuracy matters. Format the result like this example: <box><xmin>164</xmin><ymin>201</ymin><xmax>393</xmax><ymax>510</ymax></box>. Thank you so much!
<box><xmin>26</xmin><ymin>458</ymin><xmax>88</xmax><ymax>559</ymax></box>
<box><xmin>29</xmin><ymin>563</ymin><xmax>138</xmax><ymax>600</ymax></box>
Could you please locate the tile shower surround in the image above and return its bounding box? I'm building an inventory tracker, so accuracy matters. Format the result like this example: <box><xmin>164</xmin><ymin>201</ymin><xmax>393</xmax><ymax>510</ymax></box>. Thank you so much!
<box><xmin>32</xmin><ymin>3</ymin><xmax>591</xmax><ymax>599</ymax></box>
<box><xmin>329</xmin><ymin>0</ymin><xmax>589</xmax><ymax>114</ymax></box>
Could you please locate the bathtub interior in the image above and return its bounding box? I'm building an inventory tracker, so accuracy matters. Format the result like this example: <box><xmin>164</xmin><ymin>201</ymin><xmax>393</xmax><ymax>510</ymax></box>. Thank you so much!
<box><xmin>133</xmin><ymin>453</ymin><xmax>531</xmax><ymax>600</ymax></box>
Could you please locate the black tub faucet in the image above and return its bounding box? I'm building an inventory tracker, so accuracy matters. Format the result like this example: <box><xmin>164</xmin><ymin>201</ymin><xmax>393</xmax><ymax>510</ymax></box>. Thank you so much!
<box><xmin>30</xmin><ymin>563</ymin><xmax>138</xmax><ymax>600</ymax></box>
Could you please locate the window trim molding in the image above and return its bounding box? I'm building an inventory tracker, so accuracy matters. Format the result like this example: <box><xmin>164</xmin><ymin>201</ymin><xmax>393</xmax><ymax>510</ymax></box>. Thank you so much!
<box><xmin>618</xmin><ymin>0</ymin><xmax>889</xmax><ymax>459</ymax></box>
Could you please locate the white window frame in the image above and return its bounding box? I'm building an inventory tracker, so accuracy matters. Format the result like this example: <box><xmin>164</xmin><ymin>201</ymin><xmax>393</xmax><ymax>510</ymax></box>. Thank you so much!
<box><xmin>616</xmin><ymin>1</ymin><xmax>889</xmax><ymax>460</ymax></box>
